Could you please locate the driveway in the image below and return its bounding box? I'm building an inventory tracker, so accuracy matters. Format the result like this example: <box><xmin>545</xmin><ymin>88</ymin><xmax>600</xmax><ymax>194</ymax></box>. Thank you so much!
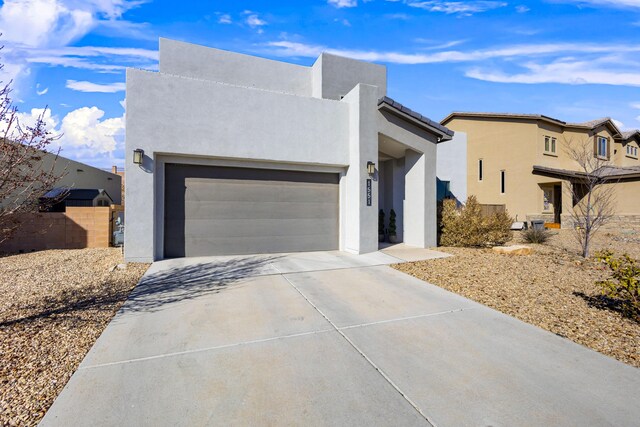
<box><xmin>42</xmin><ymin>247</ymin><xmax>640</xmax><ymax>426</ymax></box>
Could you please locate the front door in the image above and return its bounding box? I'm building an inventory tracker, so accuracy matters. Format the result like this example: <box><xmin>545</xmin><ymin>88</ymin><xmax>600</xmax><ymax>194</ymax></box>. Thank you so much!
<box><xmin>553</xmin><ymin>184</ymin><xmax>562</xmax><ymax>224</ymax></box>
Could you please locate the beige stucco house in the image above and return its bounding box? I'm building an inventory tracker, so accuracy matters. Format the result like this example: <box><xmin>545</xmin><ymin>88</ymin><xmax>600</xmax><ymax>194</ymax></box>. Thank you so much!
<box><xmin>441</xmin><ymin>112</ymin><xmax>640</xmax><ymax>229</ymax></box>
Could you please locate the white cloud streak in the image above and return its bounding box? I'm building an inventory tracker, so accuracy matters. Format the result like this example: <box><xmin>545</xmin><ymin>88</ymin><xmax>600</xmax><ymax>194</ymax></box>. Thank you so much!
<box><xmin>328</xmin><ymin>0</ymin><xmax>358</xmax><ymax>7</ymax></box>
<box><xmin>66</xmin><ymin>80</ymin><xmax>126</xmax><ymax>92</ymax></box>
<box><xmin>407</xmin><ymin>1</ymin><xmax>507</xmax><ymax>15</ymax></box>
<box><xmin>265</xmin><ymin>40</ymin><xmax>640</xmax><ymax>87</ymax></box>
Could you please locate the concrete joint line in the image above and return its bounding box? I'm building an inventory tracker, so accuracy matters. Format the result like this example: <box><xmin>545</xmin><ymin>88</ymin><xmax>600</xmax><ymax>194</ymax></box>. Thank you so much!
<box><xmin>338</xmin><ymin>308</ymin><xmax>473</xmax><ymax>331</ymax></box>
<box><xmin>79</xmin><ymin>328</ymin><xmax>335</xmax><ymax>370</ymax></box>
<box><xmin>281</xmin><ymin>274</ymin><xmax>438</xmax><ymax>427</ymax></box>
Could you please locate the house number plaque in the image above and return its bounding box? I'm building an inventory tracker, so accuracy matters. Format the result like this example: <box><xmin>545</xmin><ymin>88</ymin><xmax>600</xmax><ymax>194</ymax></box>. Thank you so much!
<box><xmin>366</xmin><ymin>179</ymin><xmax>372</xmax><ymax>206</ymax></box>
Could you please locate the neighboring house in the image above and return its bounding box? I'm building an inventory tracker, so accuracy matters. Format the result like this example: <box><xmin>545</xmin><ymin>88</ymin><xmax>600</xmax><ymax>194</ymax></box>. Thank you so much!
<box><xmin>125</xmin><ymin>38</ymin><xmax>452</xmax><ymax>262</ymax></box>
<box><xmin>441</xmin><ymin>112</ymin><xmax>640</xmax><ymax>228</ymax></box>
<box><xmin>44</xmin><ymin>151</ymin><xmax>123</xmax><ymax>205</ymax></box>
<box><xmin>111</xmin><ymin>165</ymin><xmax>125</xmax><ymax>205</ymax></box>
<box><xmin>41</xmin><ymin>188</ymin><xmax>114</xmax><ymax>211</ymax></box>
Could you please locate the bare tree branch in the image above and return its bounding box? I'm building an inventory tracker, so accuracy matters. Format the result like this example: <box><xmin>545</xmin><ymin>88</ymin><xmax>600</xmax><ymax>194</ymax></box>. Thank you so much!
<box><xmin>563</xmin><ymin>136</ymin><xmax>617</xmax><ymax>258</ymax></box>
<box><xmin>0</xmin><ymin>44</ymin><xmax>65</xmax><ymax>243</ymax></box>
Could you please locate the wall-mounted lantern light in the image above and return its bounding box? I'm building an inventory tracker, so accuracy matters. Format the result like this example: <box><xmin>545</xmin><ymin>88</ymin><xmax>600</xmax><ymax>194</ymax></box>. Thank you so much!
<box><xmin>133</xmin><ymin>148</ymin><xmax>144</xmax><ymax>165</ymax></box>
<box><xmin>366</xmin><ymin>161</ymin><xmax>376</xmax><ymax>176</ymax></box>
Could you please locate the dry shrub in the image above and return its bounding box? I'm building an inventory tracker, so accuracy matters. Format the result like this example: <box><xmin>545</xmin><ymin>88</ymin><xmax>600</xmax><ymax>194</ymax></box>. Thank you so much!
<box><xmin>440</xmin><ymin>196</ymin><xmax>513</xmax><ymax>247</ymax></box>
<box><xmin>523</xmin><ymin>228</ymin><xmax>552</xmax><ymax>244</ymax></box>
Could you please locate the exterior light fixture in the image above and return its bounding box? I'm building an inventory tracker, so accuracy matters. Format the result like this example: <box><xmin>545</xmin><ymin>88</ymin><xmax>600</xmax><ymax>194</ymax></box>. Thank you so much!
<box><xmin>367</xmin><ymin>161</ymin><xmax>376</xmax><ymax>175</ymax></box>
<box><xmin>133</xmin><ymin>148</ymin><xmax>144</xmax><ymax>165</ymax></box>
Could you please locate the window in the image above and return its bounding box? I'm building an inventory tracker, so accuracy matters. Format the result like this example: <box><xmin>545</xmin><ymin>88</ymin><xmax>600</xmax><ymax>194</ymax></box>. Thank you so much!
<box><xmin>500</xmin><ymin>170</ymin><xmax>506</xmax><ymax>194</ymax></box>
<box><xmin>596</xmin><ymin>136</ymin><xmax>608</xmax><ymax>159</ymax></box>
<box><xmin>478</xmin><ymin>159</ymin><xmax>483</xmax><ymax>181</ymax></box>
<box><xmin>626</xmin><ymin>144</ymin><xmax>638</xmax><ymax>159</ymax></box>
<box><xmin>544</xmin><ymin>136</ymin><xmax>557</xmax><ymax>155</ymax></box>
<box><xmin>543</xmin><ymin>187</ymin><xmax>553</xmax><ymax>212</ymax></box>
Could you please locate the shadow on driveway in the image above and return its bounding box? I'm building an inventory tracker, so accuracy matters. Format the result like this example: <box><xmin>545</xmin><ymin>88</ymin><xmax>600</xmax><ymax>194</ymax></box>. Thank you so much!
<box><xmin>121</xmin><ymin>255</ymin><xmax>282</xmax><ymax>314</ymax></box>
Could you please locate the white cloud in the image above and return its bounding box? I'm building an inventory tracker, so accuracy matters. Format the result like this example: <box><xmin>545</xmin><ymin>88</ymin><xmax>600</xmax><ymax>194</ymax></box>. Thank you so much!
<box><xmin>328</xmin><ymin>0</ymin><xmax>358</xmax><ymax>7</ymax></box>
<box><xmin>516</xmin><ymin>5</ymin><xmax>530</xmax><ymax>12</ymax></box>
<box><xmin>630</xmin><ymin>102</ymin><xmax>640</xmax><ymax>109</ymax></box>
<box><xmin>407</xmin><ymin>1</ymin><xmax>507</xmax><ymax>15</ymax></box>
<box><xmin>0</xmin><ymin>107</ymin><xmax>58</xmax><ymax>138</ymax></box>
<box><xmin>218</xmin><ymin>13</ymin><xmax>232</xmax><ymax>24</ymax></box>
<box><xmin>36</xmin><ymin>83</ymin><xmax>48</xmax><ymax>95</ymax></box>
<box><xmin>557</xmin><ymin>0</ymin><xmax>640</xmax><ymax>8</ymax></box>
<box><xmin>245</xmin><ymin>13</ymin><xmax>267</xmax><ymax>29</ymax></box>
<box><xmin>266</xmin><ymin>40</ymin><xmax>640</xmax><ymax>64</ymax></box>
<box><xmin>264</xmin><ymin>39</ymin><xmax>640</xmax><ymax>87</ymax></box>
<box><xmin>465</xmin><ymin>56</ymin><xmax>640</xmax><ymax>86</ymax></box>
<box><xmin>0</xmin><ymin>0</ymin><xmax>152</xmax><ymax>93</ymax></box>
<box><xmin>60</xmin><ymin>106</ymin><xmax>124</xmax><ymax>154</ymax></box>
<box><xmin>66</xmin><ymin>79</ymin><xmax>126</xmax><ymax>92</ymax></box>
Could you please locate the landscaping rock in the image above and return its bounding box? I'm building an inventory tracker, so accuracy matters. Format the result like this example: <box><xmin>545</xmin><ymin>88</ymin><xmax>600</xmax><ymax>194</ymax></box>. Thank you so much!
<box><xmin>0</xmin><ymin>248</ymin><xmax>149</xmax><ymax>426</ymax></box>
<box><xmin>492</xmin><ymin>245</ymin><xmax>533</xmax><ymax>255</ymax></box>
<box><xmin>394</xmin><ymin>229</ymin><xmax>640</xmax><ymax>369</ymax></box>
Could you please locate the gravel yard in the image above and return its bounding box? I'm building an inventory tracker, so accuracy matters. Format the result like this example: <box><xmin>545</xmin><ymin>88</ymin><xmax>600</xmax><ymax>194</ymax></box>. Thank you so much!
<box><xmin>0</xmin><ymin>248</ymin><xmax>149</xmax><ymax>426</ymax></box>
<box><xmin>394</xmin><ymin>229</ymin><xmax>640</xmax><ymax>368</ymax></box>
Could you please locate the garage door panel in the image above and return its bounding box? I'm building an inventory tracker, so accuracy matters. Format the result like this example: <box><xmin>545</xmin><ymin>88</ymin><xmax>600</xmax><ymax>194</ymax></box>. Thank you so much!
<box><xmin>186</xmin><ymin>235</ymin><xmax>337</xmax><ymax>257</ymax></box>
<box><xmin>164</xmin><ymin>164</ymin><xmax>339</xmax><ymax>257</ymax></box>
<box><xmin>185</xmin><ymin>179</ymin><xmax>338</xmax><ymax>203</ymax></box>
<box><xmin>182</xmin><ymin>218</ymin><xmax>339</xmax><ymax>239</ymax></box>
<box><xmin>184</xmin><ymin>201</ymin><xmax>339</xmax><ymax>220</ymax></box>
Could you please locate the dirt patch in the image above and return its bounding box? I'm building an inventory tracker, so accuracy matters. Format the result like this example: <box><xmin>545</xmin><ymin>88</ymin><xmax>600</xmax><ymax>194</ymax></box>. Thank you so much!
<box><xmin>394</xmin><ymin>229</ymin><xmax>640</xmax><ymax>368</ymax></box>
<box><xmin>0</xmin><ymin>248</ymin><xmax>149</xmax><ymax>426</ymax></box>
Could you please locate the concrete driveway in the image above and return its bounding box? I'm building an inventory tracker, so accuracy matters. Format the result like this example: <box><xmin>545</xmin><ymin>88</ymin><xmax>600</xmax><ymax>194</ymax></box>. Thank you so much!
<box><xmin>42</xmin><ymin>247</ymin><xmax>640</xmax><ymax>426</ymax></box>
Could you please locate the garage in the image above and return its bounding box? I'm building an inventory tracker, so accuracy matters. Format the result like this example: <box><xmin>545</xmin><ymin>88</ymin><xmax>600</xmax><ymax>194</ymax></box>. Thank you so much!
<box><xmin>164</xmin><ymin>164</ymin><xmax>340</xmax><ymax>258</ymax></box>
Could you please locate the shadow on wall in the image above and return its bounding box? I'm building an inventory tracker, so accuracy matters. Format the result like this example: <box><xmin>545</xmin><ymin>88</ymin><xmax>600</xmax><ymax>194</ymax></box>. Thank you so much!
<box><xmin>120</xmin><ymin>255</ymin><xmax>282</xmax><ymax>314</ymax></box>
<box><xmin>436</xmin><ymin>177</ymin><xmax>463</xmax><ymax>205</ymax></box>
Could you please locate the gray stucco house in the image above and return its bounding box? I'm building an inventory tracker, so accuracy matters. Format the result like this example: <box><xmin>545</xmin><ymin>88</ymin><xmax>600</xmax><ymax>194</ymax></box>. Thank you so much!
<box><xmin>125</xmin><ymin>38</ymin><xmax>453</xmax><ymax>262</ymax></box>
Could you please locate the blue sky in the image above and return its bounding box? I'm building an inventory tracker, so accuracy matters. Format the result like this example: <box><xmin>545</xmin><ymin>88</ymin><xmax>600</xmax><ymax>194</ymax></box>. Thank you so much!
<box><xmin>1</xmin><ymin>0</ymin><xmax>639</xmax><ymax>168</ymax></box>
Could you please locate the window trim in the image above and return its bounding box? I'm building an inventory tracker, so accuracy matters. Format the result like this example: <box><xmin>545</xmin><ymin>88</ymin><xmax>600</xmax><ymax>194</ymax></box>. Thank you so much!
<box><xmin>500</xmin><ymin>170</ymin><xmax>506</xmax><ymax>194</ymax></box>
<box><xmin>595</xmin><ymin>135</ymin><xmax>609</xmax><ymax>160</ymax></box>
<box><xmin>543</xmin><ymin>135</ymin><xmax>557</xmax><ymax>156</ymax></box>
<box><xmin>626</xmin><ymin>144</ymin><xmax>639</xmax><ymax>159</ymax></box>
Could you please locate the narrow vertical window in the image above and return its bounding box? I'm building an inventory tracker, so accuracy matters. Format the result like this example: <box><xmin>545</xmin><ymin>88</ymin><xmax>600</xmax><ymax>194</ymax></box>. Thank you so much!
<box><xmin>500</xmin><ymin>170</ymin><xmax>506</xmax><ymax>194</ymax></box>
<box><xmin>544</xmin><ymin>136</ymin><xmax>550</xmax><ymax>152</ymax></box>
<box><xmin>478</xmin><ymin>159</ymin><xmax>483</xmax><ymax>181</ymax></box>
<box><xmin>551</xmin><ymin>137</ymin><xmax>556</xmax><ymax>153</ymax></box>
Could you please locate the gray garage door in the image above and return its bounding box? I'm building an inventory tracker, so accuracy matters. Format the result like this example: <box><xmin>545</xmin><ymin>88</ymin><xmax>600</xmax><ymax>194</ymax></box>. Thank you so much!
<box><xmin>164</xmin><ymin>164</ymin><xmax>339</xmax><ymax>258</ymax></box>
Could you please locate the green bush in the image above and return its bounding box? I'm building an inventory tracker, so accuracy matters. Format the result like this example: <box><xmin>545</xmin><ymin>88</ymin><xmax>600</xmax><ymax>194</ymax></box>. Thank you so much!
<box><xmin>595</xmin><ymin>251</ymin><xmax>640</xmax><ymax>318</ymax></box>
<box><xmin>440</xmin><ymin>196</ymin><xmax>513</xmax><ymax>247</ymax></box>
<box><xmin>522</xmin><ymin>228</ymin><xmax>552</xmax><ymax>244</ymax></box>
<box><xmin>388</xmin><ymin>209</ymin><xmax>397</xmax><ymax>236</ymax></box>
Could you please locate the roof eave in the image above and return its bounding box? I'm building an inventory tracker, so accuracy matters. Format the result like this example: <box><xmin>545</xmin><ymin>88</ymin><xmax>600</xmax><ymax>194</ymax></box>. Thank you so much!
<box><xmin>378</xmin><ymin>98</ymin><xmax>454</xmax><ymax>142</ymax></box>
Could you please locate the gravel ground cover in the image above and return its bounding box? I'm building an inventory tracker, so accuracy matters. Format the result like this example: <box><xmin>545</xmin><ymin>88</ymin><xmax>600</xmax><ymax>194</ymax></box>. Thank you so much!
<box><xmin>394</xmin><ymin>229</ymin><xmax>640</xmax><ymax>368</ymax></box>
<box><xmin>0</xmin><ymin>248</ymin><xmax>149</xmax><ymax>426</ymax></box>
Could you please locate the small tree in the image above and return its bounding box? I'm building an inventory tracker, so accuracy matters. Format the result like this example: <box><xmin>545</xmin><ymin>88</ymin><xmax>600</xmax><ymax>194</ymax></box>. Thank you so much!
<box><xmin>0</xmin><ymin>46</ymin><xmax>63</xmax><ymax>243</ymax></box>
<box><xmin>564</xmin><ymin>137</ymin><xmax>617</xmax><ymax>258</ymax></box>
<box><xmin>388</xmin><ymin>209</ymin><xmax>397</xmax><ymax>237</ymax></box>
<box><xmin>378</xmin><ymin>209</ymin><xmax>385</xmax><ymax>237</ymax></box>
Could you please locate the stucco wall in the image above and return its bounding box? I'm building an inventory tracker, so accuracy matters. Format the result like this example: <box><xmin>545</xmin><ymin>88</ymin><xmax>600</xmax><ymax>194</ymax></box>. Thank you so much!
<box><xmin>159</xmin><ymin>38</ymin><xmax>312</xmax><ymax>96</ymax></box>
<box><xmin>125</xmin><ymin>69</ymin><xmax>351</xmax><ymax>261</ymax></box>
<box><xmin>436</xmin><ymin>131</ymin><xmax>467</xmax><ymax>203</ymax></box>
<box><xmin>312</xmin><ymin>53</ymin><xmax>386</xmax><ymax>101</ymax></box>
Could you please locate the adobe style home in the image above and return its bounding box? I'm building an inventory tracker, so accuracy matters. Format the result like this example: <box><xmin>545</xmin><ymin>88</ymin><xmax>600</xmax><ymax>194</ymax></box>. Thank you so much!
<box><xmin>125</xmin><ymin>39</ymin><xmax>453</xmax><ymax>262</ymax></box>
<box><xmin>441</xmin><ymin>112</ymin><xmax>640</xmax><ymax>228</ymax></box>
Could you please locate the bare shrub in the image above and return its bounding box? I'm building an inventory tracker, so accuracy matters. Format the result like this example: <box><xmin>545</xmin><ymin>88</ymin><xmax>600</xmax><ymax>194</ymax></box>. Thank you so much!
<box><xmin>440</xmin><ymin>196</ymin><xmax>513</xmax><ymax>247</ymax></box>
<box><xmin>522</xmin><ymin>228</ymin><xmax>552</xmax><ymax>244</ymax></box>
